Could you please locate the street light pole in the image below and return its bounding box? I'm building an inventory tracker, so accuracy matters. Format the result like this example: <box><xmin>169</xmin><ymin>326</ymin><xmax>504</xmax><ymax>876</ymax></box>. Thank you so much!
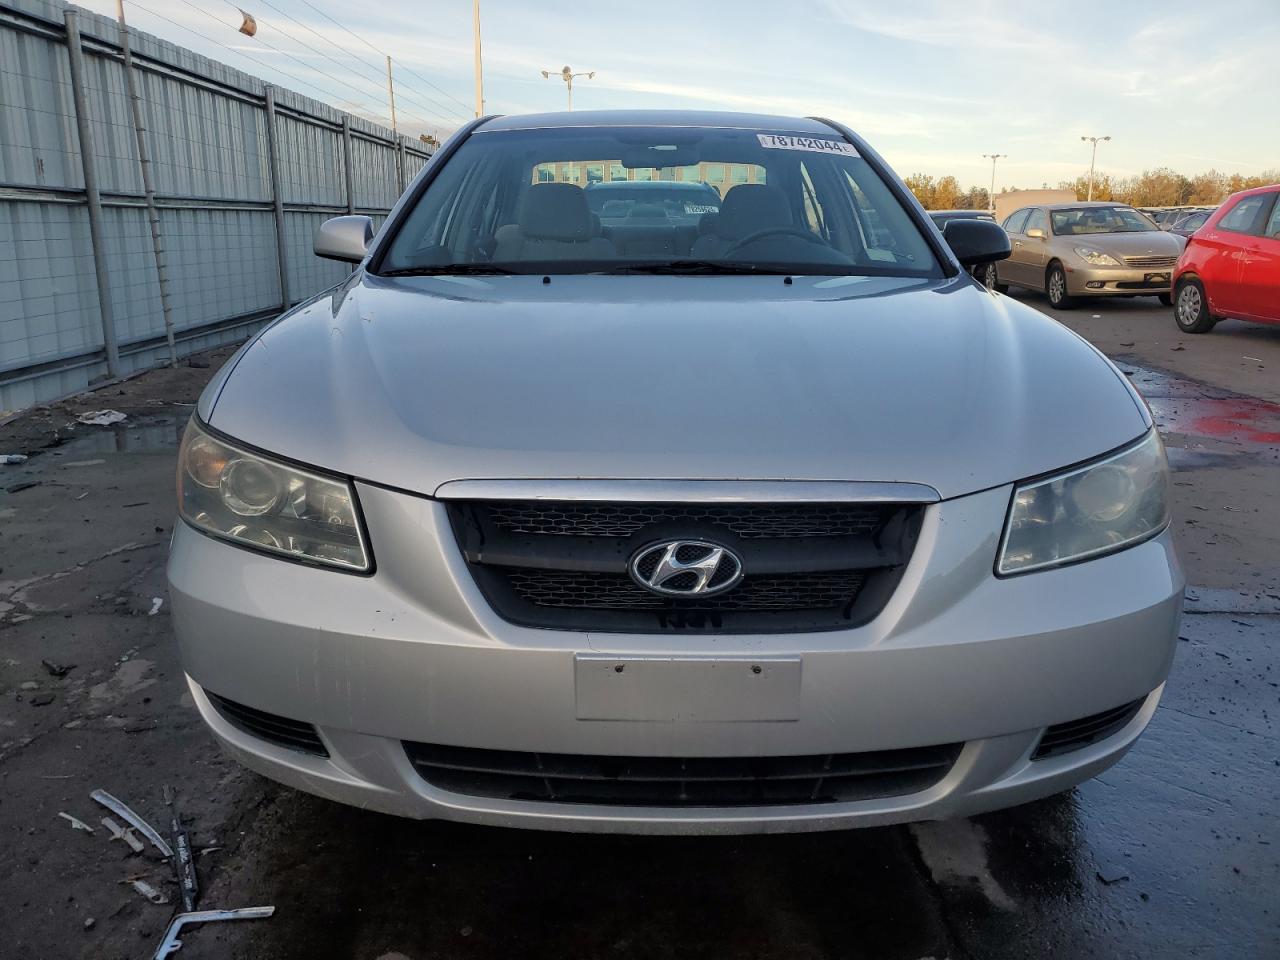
<box><xmin>472</xmin><ymin>0</ymin><xmax>484</xmax><ymax>117</ymax></box>
<box><xmin>540</xmin><ymin>66</ymin><xmax>595</xmax><ymax>110</ymax></box>
<box><xmin>982</xmin><ymin>153</ymin><xmax>1006</xmax><ymax>212</ymax></box>
<box><xmin>1081</xmin><ymin>136</ymin><xmax>1111</xmax><ymax>201</ymax></box>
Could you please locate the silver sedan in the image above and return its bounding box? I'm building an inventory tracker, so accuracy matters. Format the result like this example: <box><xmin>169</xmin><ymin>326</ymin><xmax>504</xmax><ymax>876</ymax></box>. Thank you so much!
<box><xmin>168</xmin><ymin>110</ymin><xmax>1182</xmax><ymax>834</ymax></box>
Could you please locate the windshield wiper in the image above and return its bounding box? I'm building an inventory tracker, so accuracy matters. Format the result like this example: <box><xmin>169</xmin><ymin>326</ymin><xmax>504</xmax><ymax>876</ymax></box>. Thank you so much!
<box><xmin>598</xmin><ymin>260</ymin><xmax>796</xmax><ymax>276</ymax></box>
<box><xmin>378</xmin><ymin>264</ymin><xmax>520</xmax><ymax>277</ymax></box>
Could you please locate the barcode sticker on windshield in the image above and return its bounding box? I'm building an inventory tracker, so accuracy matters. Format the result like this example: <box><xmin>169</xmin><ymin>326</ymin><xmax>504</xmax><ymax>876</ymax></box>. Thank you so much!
<box><xmin>757</xmin><ymin>134</ymin><xmax>858</xmax><ymax>156</ymax></box>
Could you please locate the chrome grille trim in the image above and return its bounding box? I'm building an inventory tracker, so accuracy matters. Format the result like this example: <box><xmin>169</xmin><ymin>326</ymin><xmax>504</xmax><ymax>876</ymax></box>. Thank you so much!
<box><xmin>434</xmin><ymin>478</ymin><xmax>941</xmax><ymax>504</ymax></box>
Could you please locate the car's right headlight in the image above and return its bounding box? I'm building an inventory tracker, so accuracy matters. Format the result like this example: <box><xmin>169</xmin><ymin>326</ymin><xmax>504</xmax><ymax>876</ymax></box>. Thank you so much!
<box><xmin>1073</xmin><ymin>246</ymin><xmax>1121</xmax><ymax>266</ymax></box>
<box><xmin>176</xmin><ymin>419</ymin><xmax>370</xmax><ymax>572</ymax></box>
<box><xmin>997</xmin><ymin>429</ymin><xmax>1170</xmax><ymax>576</ymax></box>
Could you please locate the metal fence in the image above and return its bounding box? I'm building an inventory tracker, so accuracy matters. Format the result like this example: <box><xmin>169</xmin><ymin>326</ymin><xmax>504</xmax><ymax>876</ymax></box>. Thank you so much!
<box><xmin>0</xmin><ymin>0</ymin><xmax>432</xmax><ymax>414</ymax></box>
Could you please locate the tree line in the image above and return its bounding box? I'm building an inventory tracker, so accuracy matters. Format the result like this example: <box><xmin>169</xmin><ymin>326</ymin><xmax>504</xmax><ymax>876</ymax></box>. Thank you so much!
<box><xmin>904</xmin><ymin>168</ymin><xmax>1280</xmax><ymax>211</ymax></box>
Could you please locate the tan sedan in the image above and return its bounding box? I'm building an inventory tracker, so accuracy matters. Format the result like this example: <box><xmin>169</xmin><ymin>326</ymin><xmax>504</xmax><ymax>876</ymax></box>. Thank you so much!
<box><xmin>983</xmin><ymin>202</ymin><xmax>1185</xmax><ymax>308</ymax></box>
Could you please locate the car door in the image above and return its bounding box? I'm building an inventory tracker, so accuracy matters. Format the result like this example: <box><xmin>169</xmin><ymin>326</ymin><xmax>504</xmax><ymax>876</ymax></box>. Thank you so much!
<box><xmin>1204</xmin><ymin>193</ymin><xmax>1273</xmax><ymax>316</ymax></box>
<box><xmin>1020</xmin><ymin>208</ymin><xmax>1051</xmax><ymax>286</ymax></box>
<box><xmin>999</xmin><ymin>209</ymin><xmax>1032</xmax><ymax>285</ymax></box>
<box><xmin>1236</xmin><ymin>192</ymin><xmax>1280</xmax><ymax>322</ymax></box>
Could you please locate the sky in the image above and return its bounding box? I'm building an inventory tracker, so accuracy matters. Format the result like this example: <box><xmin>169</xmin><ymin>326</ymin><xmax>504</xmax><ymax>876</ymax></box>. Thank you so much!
<box><xmin>77</xmin><ymin>0</ymin><xmax>1280</xmax><ymax>191</ymax></box>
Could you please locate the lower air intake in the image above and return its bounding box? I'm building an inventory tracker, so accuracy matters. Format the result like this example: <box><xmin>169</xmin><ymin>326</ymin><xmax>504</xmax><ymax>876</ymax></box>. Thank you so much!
<box><xmin>1032</xmin><ymin>697</ymin><xmax>1145</xmax><ymax>760</ymax></box>
<box><xmin>206</xmin><ymin>690</ymin><xmax>328</xmax><ymax>757</ymax></box>
<box><xmin>404</xmin><ymin>741</ymin><xmax>962</xmax><ymax>806</ymax></box>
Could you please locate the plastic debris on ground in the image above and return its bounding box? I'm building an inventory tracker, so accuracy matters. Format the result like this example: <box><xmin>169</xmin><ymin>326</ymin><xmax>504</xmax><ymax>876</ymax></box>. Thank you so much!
<box><xmin>1</xmin><ymin>453</ymin><xmax>27</xmax><ymax>464</ymax></box>
<box><xmin>102</xmin><ymin>816</ymin><xmax>147</xmax><ymax>854</ymax></box>
<box><xmin>75</xmin><ymin>410</ymin><xmax>128</xmax><ymax>426</ymax></box>
<box><xmin>58</xmin><ymin>812</ymin><xmax>95</xmax><ymax>833</ymax></box>
<box><xmin>126</xmin><ymin>878</ymin><xmax>170</xmax><ymax>905</ymax></box>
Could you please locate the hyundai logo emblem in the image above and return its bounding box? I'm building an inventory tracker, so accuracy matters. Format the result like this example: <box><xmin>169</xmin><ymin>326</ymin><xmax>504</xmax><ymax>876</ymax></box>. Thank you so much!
<box><xmin>629</xmin><ymin>540</ymin><xmax>744</xmax><ymax>597</ymax></box>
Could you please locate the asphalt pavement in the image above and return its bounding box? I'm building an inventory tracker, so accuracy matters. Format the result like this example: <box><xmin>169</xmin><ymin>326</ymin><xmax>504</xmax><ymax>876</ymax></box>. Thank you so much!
<box><xmin>0</xmin><ymin>288</ymin><xmax>1276</xmax><ymax>960</ymax></box>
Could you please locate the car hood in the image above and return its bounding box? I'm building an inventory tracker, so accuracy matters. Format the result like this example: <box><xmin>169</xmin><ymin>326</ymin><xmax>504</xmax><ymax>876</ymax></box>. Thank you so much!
<box><xmin>1056</xmin><ymin>230</ymin><xmax>1185</xmax><ymax>257</ymax></box>
<box><xmin>205</xmin><ymin>273</ymin><xmax>1150</xmax><ymax>501</ymax></box>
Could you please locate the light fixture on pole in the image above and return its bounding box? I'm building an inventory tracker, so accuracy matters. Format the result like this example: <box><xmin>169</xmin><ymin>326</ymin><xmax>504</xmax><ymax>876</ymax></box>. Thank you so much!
<box><xmin>982</xmin><ymin>153</ymin><xmax>1006</xmax><ymax>212</ymax></box>
<box><xmin>540</xmin><ymin>66</ymin><xmax>595</xmax><ymax>111</ymax></box>
<box><xmin>1081</xmin><ymin>136</ymin><xmax>1111</xmax><ymax>201</ymax></box>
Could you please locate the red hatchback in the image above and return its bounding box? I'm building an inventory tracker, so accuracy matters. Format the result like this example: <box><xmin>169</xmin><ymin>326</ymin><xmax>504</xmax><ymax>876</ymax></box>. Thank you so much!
<box><xmin>1172</xmin><ymin>184</ymin><xmax>1280</xmax><ymax>333</ymax></box>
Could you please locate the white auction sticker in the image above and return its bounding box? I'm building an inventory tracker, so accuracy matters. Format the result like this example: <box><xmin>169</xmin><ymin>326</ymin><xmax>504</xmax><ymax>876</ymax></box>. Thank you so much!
<box><xmin>756</xmin><ymin>133</ymin><xmax>859</xmax><ymax>156</ymax></box>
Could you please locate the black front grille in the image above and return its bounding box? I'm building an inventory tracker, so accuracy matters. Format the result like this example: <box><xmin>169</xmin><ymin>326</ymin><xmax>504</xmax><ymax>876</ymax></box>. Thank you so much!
<box><xmin>1032</xmin><ymin>697</ymin><xmax>1145</xmax><ymax>760</ymax></box>
<box><xmin>505</xmin><ymin>568</ymin><xmax>864</xmax><ymax>611</ymax></box>
<box><xmin>448</xmin><ymin>499</ymin><xmax>922</xmax><ymax>633</ymax></box>
<box><xmin>485</xmin><ymin>502</ymin><xmax>886</xmax><ymax>538</ymax></box>
<box><xmin>206</xmin><ymin>691</ymin><xmax>328</xmax><ymax>757</ymax></box>
<box><xmin>404</xmin><ymin>741</ymin><xmax>962</xmax><ymax>806</ymax></box>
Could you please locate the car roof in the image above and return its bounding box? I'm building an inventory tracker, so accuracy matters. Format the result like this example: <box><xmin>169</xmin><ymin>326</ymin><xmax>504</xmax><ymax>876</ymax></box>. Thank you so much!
<box><xmin>1038</xmin><ymin>201</ymin><xmax>1136</xmax><ymax>211</ymax></box>
<box><xmin>1225</xmin><ymin>183</ymin><xmax>1280</xmax><ymax>200</ymax></box>
<box><xmin>929</xmin><ymin>209</ymin><xmax>993</xmax><ymax>216</ymax></box>
<box><xmin>479</xmin><ymin>109</ymin><xmax>837</xmax><ymax>134</ymax></box>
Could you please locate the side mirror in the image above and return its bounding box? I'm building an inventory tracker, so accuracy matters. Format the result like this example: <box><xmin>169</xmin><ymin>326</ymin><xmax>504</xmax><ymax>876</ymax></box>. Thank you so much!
<box><xmin>314</xmin><ymin>215</ymin><xmax>374</xmax><ymax>263</ymax></box>
<box><xmin>942</xmin><ymin>218</ymin><xmax>1011</xmax><ymax>266</ymax></box>
<box><xmin>1025</xmin><ymin>227</ymin><xmax>1046</xmax><ymax>240</ymax></box>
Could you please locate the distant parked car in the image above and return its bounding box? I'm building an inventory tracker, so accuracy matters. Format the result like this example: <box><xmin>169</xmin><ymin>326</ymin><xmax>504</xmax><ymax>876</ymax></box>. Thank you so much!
<box><xmin>1172</xmin><ymin>185</ymin><xmax>1280</xmax><ymax>332</ymax></box>
<box><xmin>583</xmin><ymin>181</ymin><xmax>725</xmax><ymax>258</ymax></box>
<box><xmin>1140</xmin><ymin>206</ymin><xmax>1212</xmax><ymax>230</ymax></box>
<box><xmin>929</xmin><ymin>211</ymin><xmax>996</xmax><ymax>279</ymax></box>
<box><xmin>928</xmin><ymin>209</ymin><xmax>996</xmax><ymax>229</ymax></box>
<box><xmin>1168</xmin><ymin>209</ymin><xmax>1213</xmax><ymax>238</ymax></box>
<box><xmin>988</xmin><ymin>202</ymin><xmax>1185</xmax><ymax>307</ymax></box>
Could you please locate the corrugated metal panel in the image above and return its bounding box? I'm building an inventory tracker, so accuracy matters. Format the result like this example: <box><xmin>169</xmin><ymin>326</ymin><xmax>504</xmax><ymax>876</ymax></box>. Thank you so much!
<box><xmin>0</xmin><ymin>200</ymin><xmax>101</xmax><ymax>370</ymax></box>
<box><xmin>0</xmin><ymin>19</ymin><xmax>81</xmax><ymax>189</ymax></box>
<box><xmin>350</xmin><ymin>134</ymin><xmax>402</xmax><ymax>210</ymax></box>
<box><xmin>0</xmin><ymin>0</ymin><xmax>435</xmax><ymax>415</ymax></box>
<box><xmin>277</xmin><ymin>114</ymin><xmax>343</xmax><ymax>206</ymax></box>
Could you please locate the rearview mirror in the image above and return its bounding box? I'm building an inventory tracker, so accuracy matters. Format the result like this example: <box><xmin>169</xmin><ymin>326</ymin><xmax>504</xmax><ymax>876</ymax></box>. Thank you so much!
<box><xmin>942</xmin><ymin>218</ymin><xmax>1011</xmax><ymax>266</ymax></box>
<box><xmin>1025</xmin><ymin>227</ymin><xmax>1045</xmax><ymax>240</ymax></box>
<box><xmin>314</xmin><ymin>215</ymin><xmax>374</xmax><ymax>263</ymax></box>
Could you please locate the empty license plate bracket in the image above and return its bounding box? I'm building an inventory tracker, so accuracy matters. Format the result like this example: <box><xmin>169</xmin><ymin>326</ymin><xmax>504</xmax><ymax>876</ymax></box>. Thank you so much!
<box><xmin>574</xmin><ymin>655</ymin><xmax>801</xmax><ymax>722</ymax></box>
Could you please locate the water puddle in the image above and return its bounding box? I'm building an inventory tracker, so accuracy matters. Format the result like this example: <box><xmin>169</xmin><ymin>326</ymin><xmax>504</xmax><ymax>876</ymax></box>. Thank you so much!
<box><xmin>1117</xmin><ymin>361</ymin><xmax>1280</xmax><ymax>468</ymax></box>
<box><xmin>41</xmin><ymin>414</ymin><xmax>187</xmax><ymax>457</ymax></box>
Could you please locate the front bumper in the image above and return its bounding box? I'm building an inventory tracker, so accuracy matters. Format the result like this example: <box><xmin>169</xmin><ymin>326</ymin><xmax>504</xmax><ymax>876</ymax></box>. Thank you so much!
<box><xmin>1065</xmin><ymin>264</ymin><xmax>1174</xmax><ymax>296</ymax></box>
<box><xmin>168</xmin><ymin>482</ymin><xmax>1183</xmax><ymax>834</ymax></box>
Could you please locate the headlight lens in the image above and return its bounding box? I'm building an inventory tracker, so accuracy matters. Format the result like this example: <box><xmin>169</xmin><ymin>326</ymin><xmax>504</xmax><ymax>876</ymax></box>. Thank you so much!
<box><xmin>177</xmin><ymin>420</ymin><xmax>369</xmax><ymax>571</ymax></box>
<box><xmin>1073</xmin><ymin>246</ymin><xmax>1120</xmax><ymax>266</ymax></box>
<box><xmin>997</xmin><ymin>430</ymin><xmax>1169</xmax><ymax>575</ymax></box>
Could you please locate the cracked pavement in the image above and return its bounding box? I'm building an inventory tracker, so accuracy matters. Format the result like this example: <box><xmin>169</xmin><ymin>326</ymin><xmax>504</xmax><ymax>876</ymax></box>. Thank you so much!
<box><xmin>0</xmin><ymin>297</ymin><xmax>1277</xmax><ymax>959</ymax></box>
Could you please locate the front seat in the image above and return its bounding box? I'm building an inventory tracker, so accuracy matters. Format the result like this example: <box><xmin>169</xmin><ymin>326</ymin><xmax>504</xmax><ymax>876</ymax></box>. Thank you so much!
<box><xmin>494</xmin><ymin>183</ymin><xmax>616</xmax><ymax>261</ymax></box>
<box><xmin>690</xmin><ymin>184</ymin><xmax>793</xmax><ymax>258</ymax></box>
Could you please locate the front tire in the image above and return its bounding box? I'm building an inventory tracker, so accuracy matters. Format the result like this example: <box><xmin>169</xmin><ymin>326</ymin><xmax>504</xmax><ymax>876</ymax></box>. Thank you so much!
<box><xmin>1046</xmin><ymin>263</ymin><xmax>1075</xmax><ymax>309</ymax></box>
<box><xmin>981</xmin><ymin>262</ymin><xmax>1009</xmax><ymax>294</ymax></box>
<box><xmin>1174</xmin><ymin>278</ymin><xmax>1215</xmax><ymax>333</ymax></box>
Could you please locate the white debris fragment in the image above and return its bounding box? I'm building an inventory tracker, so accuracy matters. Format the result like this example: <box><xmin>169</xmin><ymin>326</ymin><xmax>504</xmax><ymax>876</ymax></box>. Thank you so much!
<box><xmin>148</xmin><ymin>597</ymin><xmax>164</xmax><ymax>616</ymax></box>
<box><xmin>101</xmin><ymin>816</ymin><xmax>146</xmax><ymax>853</ymax></box>
<box><xmin>1</xmin><ymin>454</ymin><xmax>27</xmax><ymax>465</ymax></box>
<box><xmin>76</xmin><ymin>410</ymin><xmax>127</xmax><ymax>426</ymax></box>
<box><xmin>127</xmin><ymin>879</ymin><xmax>169</xmax><ymax>905</ymax></box>
<box><xmin>58</xmin><ymin>812</ymin><xmax>95</xmax><ymax>833</ymax></box>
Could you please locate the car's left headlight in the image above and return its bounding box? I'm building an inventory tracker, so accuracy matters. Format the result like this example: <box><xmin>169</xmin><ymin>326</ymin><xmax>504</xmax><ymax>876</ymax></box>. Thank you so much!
<box><xmin>1074</xmin><ymin>246</ymin><xmax>1121</xmax><ymax>266</ymax></box>
<box><xmin>177</xmin><ymin>420</ymin><xmax>370</xmax><ymax>572</ymax></box>
<box><xmin>997</xmin><ymin>429</ymin><xmax>1170</xmax><ymax>576</ymax></box>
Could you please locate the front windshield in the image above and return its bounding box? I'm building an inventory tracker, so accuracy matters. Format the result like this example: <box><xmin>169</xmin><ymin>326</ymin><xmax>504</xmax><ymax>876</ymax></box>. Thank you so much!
<box><xmin>1050</xmin><ymin>206</ymin><xmax>1158</xmax><ymax>236</ymax></box>
<box><xmin>377</xmin><ymin>126</ymin><xmax>941</xmax><ymax>277</ymax></box>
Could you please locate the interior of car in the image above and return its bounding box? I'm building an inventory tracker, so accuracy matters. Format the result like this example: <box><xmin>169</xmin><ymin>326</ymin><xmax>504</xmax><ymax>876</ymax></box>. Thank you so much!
<box><xmin>376</xmin><ymin>125</ymin><xmax>942</xmax><ymax>276</ymax></box>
